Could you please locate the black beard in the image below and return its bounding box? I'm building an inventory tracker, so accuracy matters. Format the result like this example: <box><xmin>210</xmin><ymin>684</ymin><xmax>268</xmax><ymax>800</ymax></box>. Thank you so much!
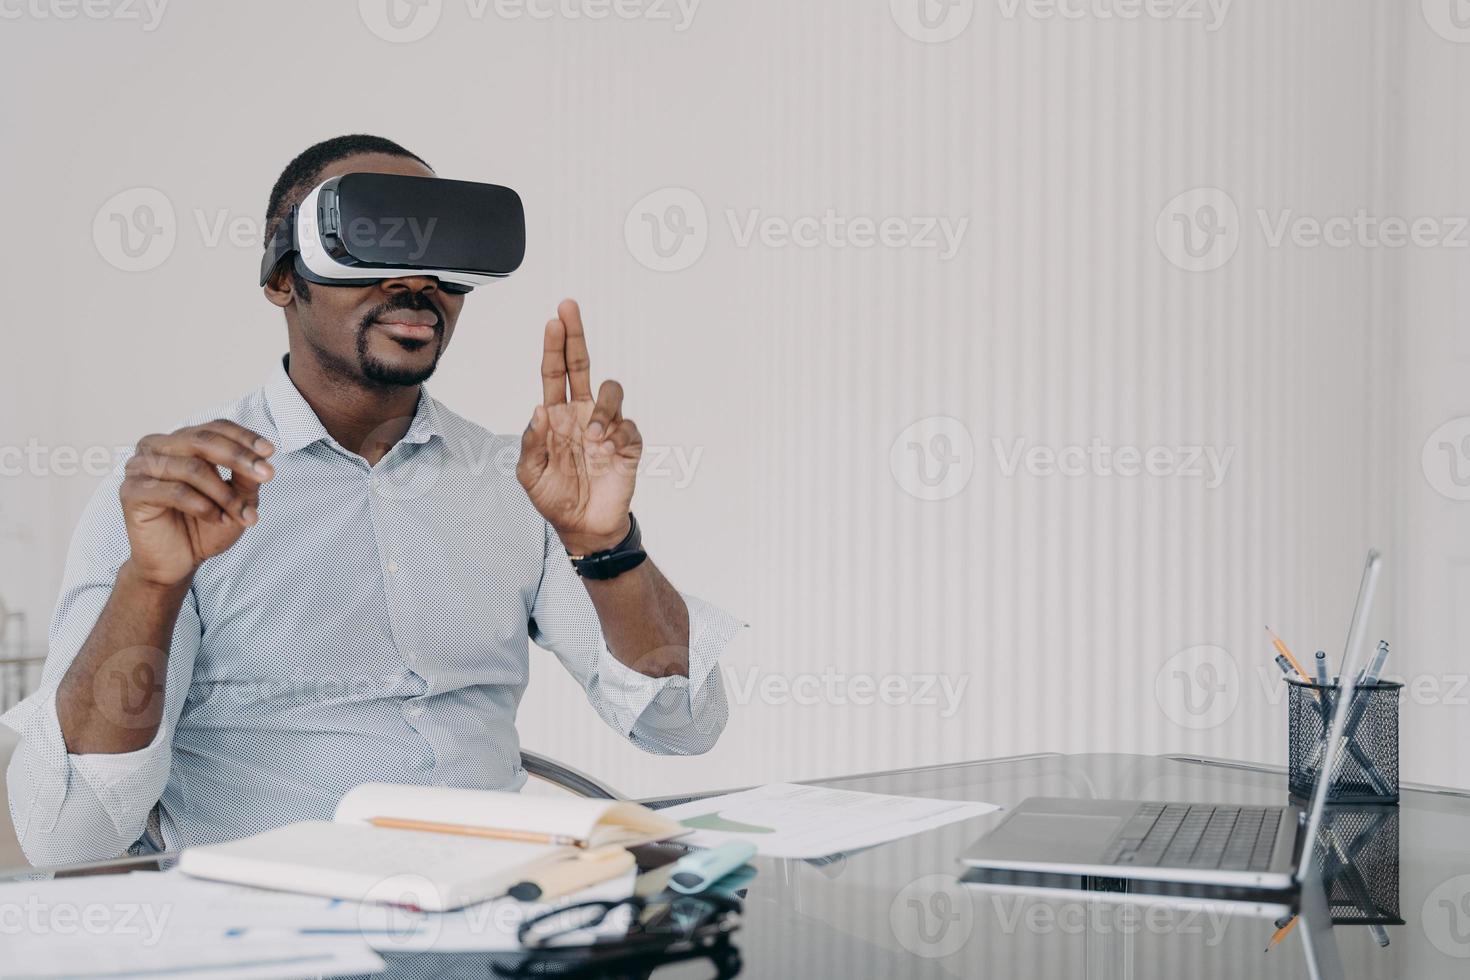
<box><xmin>356</xmin><ymin>293</ymin><xmax>445</xmax><ymax>387</ymax></box>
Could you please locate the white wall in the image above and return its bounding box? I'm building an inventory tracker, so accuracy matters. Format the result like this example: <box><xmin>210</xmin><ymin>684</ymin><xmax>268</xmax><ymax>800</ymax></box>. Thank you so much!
<box><xmin>0</xmin><ymin>0</ymin><xmax>1458</xmax><ymax>799</ymax></box>
<box><xmin>1395</xmin><ymin>2</ymin><xmax>1470</xmax><ymax>793</ymax></box>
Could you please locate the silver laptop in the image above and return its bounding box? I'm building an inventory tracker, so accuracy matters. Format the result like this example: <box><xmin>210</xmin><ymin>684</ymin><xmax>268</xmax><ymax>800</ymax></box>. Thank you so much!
<box><xmin>962</xmin><ymin>550</ymin><xmax>1383</xmax><ymax>892</ymax></box>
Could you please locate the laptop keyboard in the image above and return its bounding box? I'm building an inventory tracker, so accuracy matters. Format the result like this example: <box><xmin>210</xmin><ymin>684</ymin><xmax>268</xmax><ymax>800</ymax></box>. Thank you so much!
<box><xmin>1102</xmin><ymin>803</ymin><xmax>1281</xmax><ymax>871</ymax></box>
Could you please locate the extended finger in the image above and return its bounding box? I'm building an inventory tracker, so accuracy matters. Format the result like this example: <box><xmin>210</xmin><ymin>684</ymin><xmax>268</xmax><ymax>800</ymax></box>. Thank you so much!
<box><xmin>586</xmin><ymin>379</ymin><xmax>623</xmax><ymax>441</ymax></box>
<box><xmin>607</xmin><ymin>418</ymin><xmax>643</xmax><ymax>457</ymax></box>
<box><xmin>197</xmin><ymin>419</ymin><xmax>276</xmax><ymax>457</ymax></box>
<box><xmin>541</xmin><ymin>317</ymin><xmax>568</xmax><ymax>405</ymax></box>
<box><xmin>559</xmin><ymin>299</ymin><xmax>594</xmax><ymax>402</ymax></box>
<box><xmin>127</xmin><ymin>453</ymin><xmax>248</xmax><ymax>522</ymax></box>
<box><xmin>138</xmin><ymin>425</ymin><xmax>275</xmax><ymax>484</ymax></box>
<box><xmin>122</xmin><ymin>475</ymin><xmax>231</xmax><ymax>525</ymax></box>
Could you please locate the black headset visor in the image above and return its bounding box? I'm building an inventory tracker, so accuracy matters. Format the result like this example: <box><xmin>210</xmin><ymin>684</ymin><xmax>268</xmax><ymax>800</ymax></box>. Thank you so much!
<box><xmin>260</xmin><ymin>172</ymin><xmax>525</xmax><ymax>293</ymax></box>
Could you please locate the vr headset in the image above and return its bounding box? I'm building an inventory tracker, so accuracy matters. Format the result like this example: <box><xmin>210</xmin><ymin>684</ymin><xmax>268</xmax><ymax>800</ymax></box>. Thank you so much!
<box><xmin>260</xmin><ymin>172</ymin><xmax>525</xmax><ymax>294</ymax></box>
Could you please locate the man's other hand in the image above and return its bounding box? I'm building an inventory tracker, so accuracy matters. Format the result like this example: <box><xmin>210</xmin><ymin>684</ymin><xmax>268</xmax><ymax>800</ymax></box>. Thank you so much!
<box><xmin>120</xmin><ymin>420</ymin><xmax>276</xmax><ymax>587</ymax></box>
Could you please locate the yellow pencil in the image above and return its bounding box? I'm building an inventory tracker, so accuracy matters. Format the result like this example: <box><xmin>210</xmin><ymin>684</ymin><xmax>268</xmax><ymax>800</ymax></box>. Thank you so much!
<box><xmin>1266</xmin><ymin>626</ymin><xmax>1311</xmax><ymax>681</ymax></box>
<box><xmin>369</xmin><ymin>816</ymin><xmax>585</xmax><ymax>848</ymax></box>
<box><xmin>1265</xmin><ymin>915</ymin><xmax>1299</xmax><ymax>951</ymax></box>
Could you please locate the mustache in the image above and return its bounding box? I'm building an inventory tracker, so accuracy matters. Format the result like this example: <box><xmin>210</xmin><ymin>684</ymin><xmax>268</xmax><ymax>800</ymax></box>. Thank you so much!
<box><xmin>360</xmin><ymin>291</ymin><xmax>445</xmax><ymax>335</ymax></box>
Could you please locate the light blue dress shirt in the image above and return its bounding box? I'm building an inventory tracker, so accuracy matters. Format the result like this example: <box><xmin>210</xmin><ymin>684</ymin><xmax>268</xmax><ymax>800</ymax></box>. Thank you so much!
<box><xmin>3</xmin><ymin>360</ymin><xmax>740</xmax><ymax>867</ymax></box>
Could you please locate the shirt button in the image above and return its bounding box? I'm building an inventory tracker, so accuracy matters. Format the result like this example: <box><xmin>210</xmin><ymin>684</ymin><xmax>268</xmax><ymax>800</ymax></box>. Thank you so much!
<box><xmin>407</xmin><ymin>703</ymin><xmax>424</xmax><ymax>716</ymax></box>
<box><xmin>386</xmin><ymin>561</ymin><xmax>399</xmax><ymax>575</ymax></box>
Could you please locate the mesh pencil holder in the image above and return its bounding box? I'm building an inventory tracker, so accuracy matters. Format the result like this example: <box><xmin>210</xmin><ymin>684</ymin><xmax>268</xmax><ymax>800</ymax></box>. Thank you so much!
<box><xmin>1310</xmin><ymin>805</ymin><xmax>1403</xmax><ymax>926</ymax></box>
<box><xmin>1286</xmin><ymin>677</ymin><xmax>1400</xmax><ymax>804</ymax></box>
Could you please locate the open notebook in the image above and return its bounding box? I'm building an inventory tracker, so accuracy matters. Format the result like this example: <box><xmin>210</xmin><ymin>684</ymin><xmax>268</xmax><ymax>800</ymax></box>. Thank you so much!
<box><xmin>177</xmin><ymin>782</ymin><xmax>684</xmax><ymax>911</ymax></box>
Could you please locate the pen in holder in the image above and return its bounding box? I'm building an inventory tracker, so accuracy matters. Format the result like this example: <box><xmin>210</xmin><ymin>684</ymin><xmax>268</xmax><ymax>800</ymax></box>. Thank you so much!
<box><xmin>1286</xmin><ymin>677</ymin><xmax>1400</xmax><ymax>804</ymax></box>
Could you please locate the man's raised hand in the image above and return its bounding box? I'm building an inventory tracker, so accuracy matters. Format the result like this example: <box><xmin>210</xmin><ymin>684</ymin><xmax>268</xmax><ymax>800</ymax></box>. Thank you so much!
<box><xmin>119</xmin><ymin>420</ymin><xmax>275</xmax><ymax>588</ymax></box>
<box><xmin>517</xmin><ymin>299</ymin><xmax>643</xmax><ymax>556</ymax></box>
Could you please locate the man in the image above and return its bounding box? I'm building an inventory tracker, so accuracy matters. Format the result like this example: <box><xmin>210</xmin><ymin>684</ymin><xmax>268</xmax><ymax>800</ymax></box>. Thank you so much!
<box><xmin>3</xmin><ymin>135</ymin><xmax>740</xmax><ymax>867</ymax></box>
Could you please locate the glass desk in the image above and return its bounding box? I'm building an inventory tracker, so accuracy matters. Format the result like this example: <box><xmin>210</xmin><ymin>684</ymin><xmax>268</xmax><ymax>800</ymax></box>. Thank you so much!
<box><xmin>5</xmin><ymin>752</ymin><xmax>1468</xmax><ymax>979</ymax></box>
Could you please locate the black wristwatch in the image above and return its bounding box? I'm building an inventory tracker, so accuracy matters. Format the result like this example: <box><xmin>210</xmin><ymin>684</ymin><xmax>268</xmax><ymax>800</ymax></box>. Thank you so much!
<box><xmin>567</xmin><ymin>513</ymin><xmax>647</xmax><ymax>581</ymax></box>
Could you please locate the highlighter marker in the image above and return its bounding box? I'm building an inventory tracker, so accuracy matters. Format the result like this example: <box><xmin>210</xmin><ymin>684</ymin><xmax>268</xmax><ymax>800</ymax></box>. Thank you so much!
<box><xmin>668</xmin><ymin>841</ymin><xmax>758</xmax><ymax>895</ymax></box>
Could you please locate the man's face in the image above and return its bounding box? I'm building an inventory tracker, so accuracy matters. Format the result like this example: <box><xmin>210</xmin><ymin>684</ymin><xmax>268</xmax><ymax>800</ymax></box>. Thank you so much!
<box><xmin>266</xmin><ymin>152</ymin><xmax>467</xmax><ymax>388</ymax></box>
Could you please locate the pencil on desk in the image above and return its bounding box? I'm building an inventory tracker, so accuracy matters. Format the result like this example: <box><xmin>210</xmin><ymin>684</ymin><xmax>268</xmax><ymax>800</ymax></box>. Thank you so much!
<box><xmin>1265</xmin><ymin>915</ymin><xmax>1298</xmax><ymax>951</ymax></box>
<box><xmin>368</xmin><ymin>816</ymin><xmax>585</xmax><ymax>848</ymax></box>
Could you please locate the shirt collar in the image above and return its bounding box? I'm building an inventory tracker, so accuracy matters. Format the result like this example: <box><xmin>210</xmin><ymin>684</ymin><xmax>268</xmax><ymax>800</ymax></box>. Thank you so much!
<box><xmin>263</xmin><ymin>356</ymin><xmax>444</xmax><ymax>456</ymax></box>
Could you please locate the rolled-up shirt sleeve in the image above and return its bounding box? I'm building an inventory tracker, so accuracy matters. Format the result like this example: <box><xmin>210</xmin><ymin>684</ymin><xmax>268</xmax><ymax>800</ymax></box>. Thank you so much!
<box><xmin>529</xmin><ymin>520</ymin><xmax>744</xmax><ymax>756</ymax></box>
<box><xmin>2</xmin><ymin>466</ymin><xmax>202</xmax><ymax>867</ymax></box>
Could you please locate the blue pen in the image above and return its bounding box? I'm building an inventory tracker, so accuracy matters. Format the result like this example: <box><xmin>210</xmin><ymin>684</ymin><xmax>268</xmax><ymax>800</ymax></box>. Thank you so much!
<box><xmin>668</xmin><ymin>841</ymin><xmax>757</xmax><ymax>895</ymax></box>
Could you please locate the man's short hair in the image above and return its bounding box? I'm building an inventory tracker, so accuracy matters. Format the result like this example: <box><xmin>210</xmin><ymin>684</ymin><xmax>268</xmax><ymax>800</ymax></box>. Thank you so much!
<box><xmin>263</xmin><ymin>134</ymin><xmax>431</xmax><ymax>245</ymax></box>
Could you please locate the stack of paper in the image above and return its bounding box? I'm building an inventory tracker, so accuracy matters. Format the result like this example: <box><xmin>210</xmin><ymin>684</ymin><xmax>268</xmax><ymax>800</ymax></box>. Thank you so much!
<box><xmin>0</xmin><ymin>863</ymin><xmax>636</xmax><ymax>979</ymax></box>
<box><xmin>657</xmin><ymin>783</ymin><xmax>1000</xmax><ymax>858</ymax></box>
